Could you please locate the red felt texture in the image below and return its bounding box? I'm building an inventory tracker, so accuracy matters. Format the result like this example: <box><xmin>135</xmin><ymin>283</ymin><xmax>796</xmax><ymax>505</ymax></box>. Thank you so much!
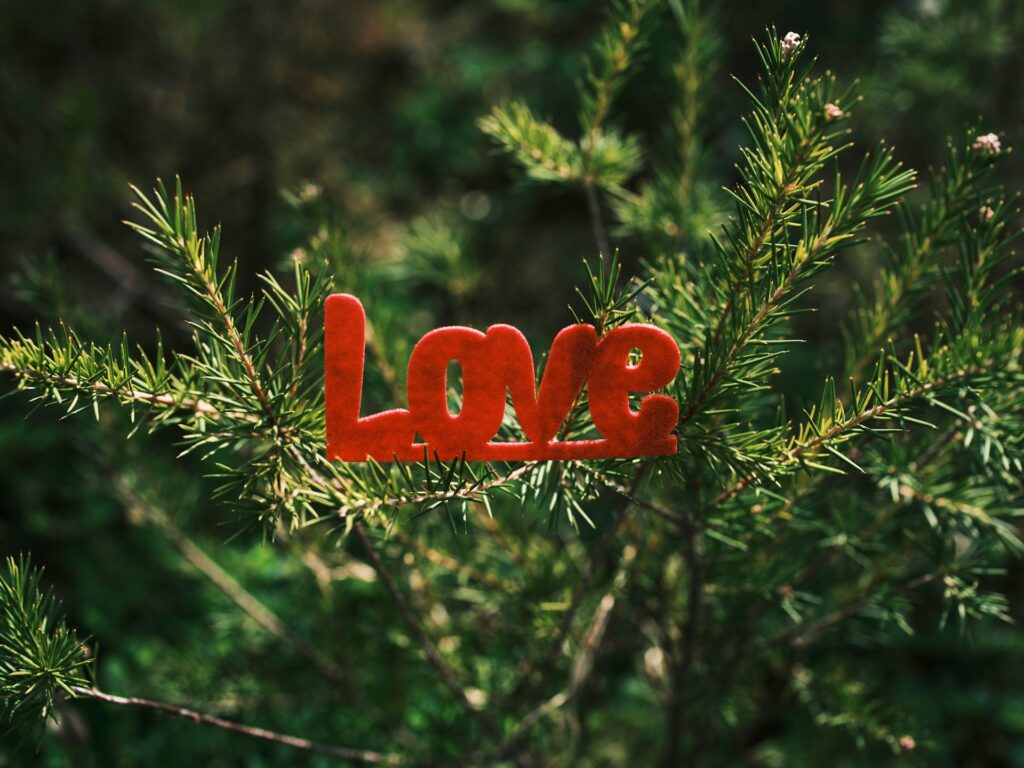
<box><xmin>325</xmin><ymin>294</ymin><xmax>680</xmax><ymax>462</ymax></box>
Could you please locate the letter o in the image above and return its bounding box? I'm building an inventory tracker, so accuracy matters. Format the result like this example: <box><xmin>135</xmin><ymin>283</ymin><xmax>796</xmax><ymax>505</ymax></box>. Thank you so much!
<box><xmin>407</xmin><ymin>327</ymin><xmax>507</xmax><ymax>457</ymax></box>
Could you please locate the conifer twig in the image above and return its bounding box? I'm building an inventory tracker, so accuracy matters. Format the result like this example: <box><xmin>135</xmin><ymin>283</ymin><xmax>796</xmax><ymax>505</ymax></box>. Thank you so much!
<box><xmin>0</xmin><ymin>363</ymin><xmax>221</xmax><ymax>417</ymax></box>
<box><xmin>328</xmin><ymin>461</ymin><xmax>542</xmax><ymax>518</ymax></box>
<box><xmin>711</xmin><ymin>362</ymin><xmax>1005</xmax><ymax>505</ymax></box>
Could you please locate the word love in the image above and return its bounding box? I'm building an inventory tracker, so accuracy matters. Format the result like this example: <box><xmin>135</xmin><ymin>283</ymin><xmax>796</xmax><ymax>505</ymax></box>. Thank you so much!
<box><xmin>325</xmin><ymin>295</ymin><xmax>681</xmax><ymax>462</ymax></box>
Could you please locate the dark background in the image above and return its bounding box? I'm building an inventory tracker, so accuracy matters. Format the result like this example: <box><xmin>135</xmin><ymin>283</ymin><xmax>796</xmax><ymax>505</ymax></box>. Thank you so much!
<box><xmin>2</xmin><ymin>0</ymin><xmax>1023</xmax><ymax>765</ymax></box>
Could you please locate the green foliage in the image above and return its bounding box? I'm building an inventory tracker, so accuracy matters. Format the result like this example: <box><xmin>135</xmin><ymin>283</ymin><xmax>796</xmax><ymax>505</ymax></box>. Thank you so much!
<box><xmin>0</xmin><ymin>556</ymin><xmax>90</xmax><ymax>733</ymax></box>
<box><xmin>480</xmin><ymin>0</ymin><xmax>656</xmax><ymax>197</ymax></box>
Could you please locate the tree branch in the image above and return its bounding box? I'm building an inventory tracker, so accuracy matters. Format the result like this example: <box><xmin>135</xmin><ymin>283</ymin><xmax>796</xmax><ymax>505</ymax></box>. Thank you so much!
<box><xmin>352</xmin><ymin>521</ymin><xmax>500</xmax><ymax>740</ymax></box>
<box><xmin>70</xmin><ymin>686</ymin><xmax>404</xmax><ymax>765</ymax></box>
<box><xmin>115</xmin><ymin>477</ymin><xmax>347</xmax><ymax>684</ymax></box>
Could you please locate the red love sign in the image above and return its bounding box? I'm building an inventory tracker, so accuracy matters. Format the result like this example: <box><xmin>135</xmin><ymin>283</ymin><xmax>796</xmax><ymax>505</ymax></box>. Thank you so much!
<box><xmin>325</xmin><ymin>295</ymin><xmax>680</xmax><ymax>462</ymax></box>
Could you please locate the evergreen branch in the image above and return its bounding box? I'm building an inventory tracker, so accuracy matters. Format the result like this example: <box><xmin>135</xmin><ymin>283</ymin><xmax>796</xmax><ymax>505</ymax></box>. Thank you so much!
<box><xmin>668</xmin><ymin>0</ymin><xmax>718</xmax><ymax>202</ymax></box>
<box><xmin>713</xmin><ymin>355</ymin><xmax>1021</xmax><ymax>506</ymax></box>
<box><xmin>774</xmin><ymin>571</ymin><xmax>941</xmax><ymax>650</ymax></box>
<box><xmin>324</xmin><ymin>459</ymin><xmax>542</xmax><ymax>521</ymax></box>
<box><xmin>129</xmin><ymin>180</ymin><xmax>279</xmax><ymax>428</ymax></box>
<box><xmin>0</xmin><ymin>557</ymin><xmax>90</xmax><ymax>733</ymax></box>
<box><xmin>479</xmin><ymin>102</ymin><xmax>582</xmax><ymax>183</ymax></box>
<box><xmin>672</xmin><ymin>34</ymin><xmax>873</xmax><ymax>427</ymax></box>
<box><xmin>69</xmin><ymin>686</ymin><xmax>404</xmax><ymax>765</ymax></box>
<box><xmin>481</xmin><ymin>2</ymin><xmax>653</xmax><ymax>198</ymax></box>
<box><xmin>0</xmin><ymin>326</ymin><xmax>223</xmax><ymax>422</ymax></box>
<box><xmin>679</xmin><ymin>147</ymin><xmax>915</xmax><ymax>429</ymax></box>
<box><xmin>0</xmin><ymin>361</ymin><xmax>219</xmax><ymax>418</ymax></box>
<box><xmin>844</xmin><ymin>131</ymin><xmax>1004</xmax><ymax>383</ymax></box>
<box><xmin>611</xmin><ymin>0</ymin><xmax>722</xmax><ymax>249</ymax></box>
<box><xmin>579</xmin><ymin>0</ymin><xmax>658</xmax><ymax>145</ymax></box>
<box><xmin>577</xmin><ymin>0</ymin><xmax>659</xmax><ymax>253</ymax></box>
<box><xmin>127</xmin><ymin>179</ymin><xmax>343</xmax><ymax>529</ymax></box>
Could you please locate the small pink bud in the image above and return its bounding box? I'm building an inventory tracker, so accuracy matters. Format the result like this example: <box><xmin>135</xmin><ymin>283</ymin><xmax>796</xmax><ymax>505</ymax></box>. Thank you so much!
<box><xmin>781</xmin><ymin>32</ymin><xmax>802</xmax><ymax>57</ymax></box>
<box><xmin>899</xmin><ymin>735</ymin><xmax>916</xmax><ymax>752</ymax></box>
<box><xmin>824</xmin><ymin>103</ymin><xmax>844</xmax><ymax>121</ymax></box>
<box><xmin>972</xmin><ymin>132</ymin><xmax>1002</xmax><ymax>156</ymax></box>
<box><xmin>979</xmin><ymin>205</ymin><xmax>995</xmax><ymax>222</ymax></box>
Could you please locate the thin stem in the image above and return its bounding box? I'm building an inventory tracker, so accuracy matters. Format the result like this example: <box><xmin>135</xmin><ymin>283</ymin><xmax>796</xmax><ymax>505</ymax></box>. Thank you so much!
<box><xmin>584</xmin><ymin>182</ymin><xmax>612</xmax><ymax>265</ymax></box>
<box><xmin>116</xmin><ymin>477</ymin><xmax>346</xmax><ymax>683</ymax></box>
<box><xmin>69</xmin><ymin>686</ymin><xmax>404</xmax><ymax>765</ymax></box>
<box><xmin>486</xmin><ymin>542</ymin><xmax>638</xmax><ymax>764</ymax></box>
<box><xmin>770</xmin><ymin>570</ymin><xmax>940</xmax><ymax>650</ymax></box>
<box><xmin>352</xmin><ymin>521</ymin><xmax>500</xmax><ymax>740</ymax></box>
<box><xmin>198</xmin><ymin>262</ymin><xmax>280</xmax><ymax>429</ymax></box>
<box><xmin>664</xmin><ymin>509</ymin><xmax>702</xmax><ymax>767</ymax></box>
<box><xmin>593</xmin><ymin>472</ymin><xmax>686</xmax><ymax>525</ymax></box>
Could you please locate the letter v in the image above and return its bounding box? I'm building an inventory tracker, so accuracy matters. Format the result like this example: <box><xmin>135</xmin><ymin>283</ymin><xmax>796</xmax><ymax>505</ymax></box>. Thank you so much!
<box><xmin>485</xmin><ymin>324</ymin><xmax>598</xmax><ymax>445</ymax></box>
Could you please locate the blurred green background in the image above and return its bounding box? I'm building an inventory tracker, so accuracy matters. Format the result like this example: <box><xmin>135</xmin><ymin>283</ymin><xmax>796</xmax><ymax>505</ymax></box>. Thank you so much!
<box><xmin>1</xmin><ymin>0</ymin><xmax>1023</xmax><ymax>765</ymax></box>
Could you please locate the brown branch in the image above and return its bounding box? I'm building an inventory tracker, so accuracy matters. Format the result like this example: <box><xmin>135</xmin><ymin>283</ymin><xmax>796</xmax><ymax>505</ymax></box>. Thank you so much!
<box><xmin>352</xmin><ymin>521</ymin><xmax>500</xmax><ymax>740</ymax></box>
<box><xmin>70</xmin><ymin>686</ymin><xmax>403</xmax><ymax>765</ymax></box>
<box><xmin>664</xmin><ymin>507</ymin><xmax>702</xmax><ymax>767</ymax></box>
<box><xmin>593</xmin><ymin>473</ymin><xmax>686</xmax><ymax>525</ymax></box>
<box><xmin>489</xmin><ymin>543</ymin><xmax>638</xmax><ymax>763</ymax></box>
<box><xmin>773</xmin><ymin>571</ymin><xmax>941</xmax><ymax>649</ymax></box>
<box><xmin>584</xmin><ymin>182</ymin><xmax>612</xmax><ymax>265</ymax></box>
<box><xmin>115</xmin><ymin>478</ymin><xmax>347</xmax><ymax>684</ymax></box>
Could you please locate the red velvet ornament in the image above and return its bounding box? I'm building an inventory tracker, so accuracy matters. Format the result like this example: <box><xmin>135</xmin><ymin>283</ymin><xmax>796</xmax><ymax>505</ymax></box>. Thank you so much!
<box><xmin>325</xmin><ymin>294</ymin><xmax>680</xmax><ymax>462</ymax></box>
